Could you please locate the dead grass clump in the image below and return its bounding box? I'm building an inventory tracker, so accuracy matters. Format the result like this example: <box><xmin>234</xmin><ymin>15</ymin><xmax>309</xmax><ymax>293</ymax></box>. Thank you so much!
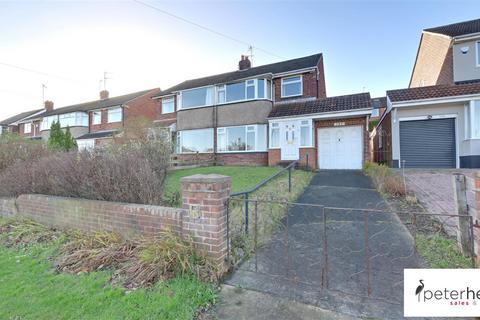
<box><xmin>363</xmin><ymin>161</ymin><xmax>406</xmax><ymax>197</ymax></box>
<box><xmin>0</xmin><ymin>218</ymin><xmax>60</xmax><ymax>247</ymax></box>
<box><xmin>116</xmin><ymin>234</ymin><xmax>219</xmax><ymax>288</ymax></box>
<box><xmin>53</xmin><ymin>230</ymin><xmax>219</xmax><ymax>287</ymax></box>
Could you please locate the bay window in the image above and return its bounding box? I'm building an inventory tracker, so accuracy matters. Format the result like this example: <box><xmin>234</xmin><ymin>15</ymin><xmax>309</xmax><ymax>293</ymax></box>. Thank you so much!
<box><xmin>162</xmin><ymin>97</ymin><xmax>175</xmax><ymax>114</ymax></box>
<box><xmin>217</xmin><ymin>125</ymin><xmax>267</xmax><ymax>152</ymax></box>
<box><xmin>41</xmin><ymin>115</ymin><xmax>57</xmax><ymax>130</ymax></box>
<box><xmin>180</xmin><ymin>87</ymin><xmax>214</xmax><ymax>109</ymax></box>
<box><xmin>179</xmin><ymin>78</ymin><xmax>272</xmax><ymax>109</ymax></box>
<box><xmin>108</xmin><ymin>107</ymin><xmax>122</xmax><ymax>123</ymax></box>
<box><xmin>281</xmin><ymin>75</ymin><xmax>303</xmax><ymax>97</ymax></box>
<box><xmin>176</xmin><ymin>128</ymin><xmax>214</xmax><ymax>153</ymax></box>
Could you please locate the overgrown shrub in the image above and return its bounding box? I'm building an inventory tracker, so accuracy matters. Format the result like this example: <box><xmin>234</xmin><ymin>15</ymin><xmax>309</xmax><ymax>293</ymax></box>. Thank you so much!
<box><xmin>363</xmin><ymin>161</ymin><xmax>406</xmax><ymax>197</ymax></box>
<box><xmin>0</xmin><ymin>133</ymin><xmax>51</xmax><ymax>172</ymax></box>
<box><xmin>0</xmin><ymin>123</ymin><xmax>171</xmax><ymax>205</ymax></box>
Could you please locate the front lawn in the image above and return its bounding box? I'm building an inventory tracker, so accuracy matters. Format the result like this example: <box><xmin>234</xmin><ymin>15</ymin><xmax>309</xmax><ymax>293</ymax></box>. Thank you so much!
<box><xmin>163</xmin><ymin>166</ymin><xmax>281</xmax><ymax>206</ymax></box>
<box><xmin>0</xmin><ymin>246</ymin><xmax>215</xmax><ymax>319</ymax></box>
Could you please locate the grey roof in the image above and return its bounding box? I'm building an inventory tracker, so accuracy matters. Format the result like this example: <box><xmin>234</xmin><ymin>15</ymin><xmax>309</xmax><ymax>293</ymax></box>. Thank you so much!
<box><xmin>76</xmin><ymin>130</ymin><xmax>119</xmax><ymax>140</ymax></box>
<box><xmin>268</xmin><ymin>93</ymin><xmax>372</xmax><ymax>118</ymax></box>
<box><xmin>371</xmin><ymin>97</ymin><xmax>387</xmax><ymax>109</ymax></box>
<box><xmin>424</xmin><ymin>18</ymin><xmax>480</xmax><ymax>37</ymax></box>
<box><xmin>23</xmin><ymin>89</ymin><xmax>158</xmax><ymax>121</ymax></box>
<box><xmin>159</xmin><ymin>53</ymin><xmax>323</xmax><ymax>96</ymax></box>
<box><xmin>0</xmin><ymin>108</ymin><xmax>43</xmax><ymax>126</ymax></box>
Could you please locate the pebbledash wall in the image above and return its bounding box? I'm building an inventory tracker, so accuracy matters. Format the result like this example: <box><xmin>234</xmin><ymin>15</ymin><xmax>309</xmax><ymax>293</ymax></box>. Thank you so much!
<box><xmin>0</xmin><ymin>174</ymin><xmax>230</xmax><ymax>271</ymax></box>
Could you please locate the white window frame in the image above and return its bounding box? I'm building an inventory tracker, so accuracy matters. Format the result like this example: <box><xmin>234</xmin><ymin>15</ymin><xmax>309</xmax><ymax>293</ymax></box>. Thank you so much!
<box><xmin>178</xmin><ymin>86</ymin><xmax>214</xmax><ymax>110</ymax></box>
<box><xmin>281</xmin><ymin>75</ymin><xmax>303</xmax><ymax>98</ymax></box>
<box><xmin>469</xmin><ymin>100</ymin><xmax>480</xmax><ymax>139</ymax></box>
<box><xmin>176</xmin><ymin>128</ymin><xmax>214</xmax><ymax>154</ymax></box>
<box><xmin>216</xmin><ymin>124</ymin><xmax>267</xmax><ymax>153</ymax></box>
<box><xmin>269</xmin><ymin>122</ymin><xmax>280</xmax><ymax>149</ymax></box>
<box><xmin>162</xmin><ymin>97</ymin><xmax>175</xmax><ymax>114</ymax></box>
<box><xmin>476</xmin><ymin>41</ymin><xmax>480</xmax><ymax>67</ymax></box>
<box><xmin>24</xmin><ymin>122</ymin><xmax>32</xmax><ymax>134</ymax></box>
<box><xmin>299</xmin><ymin>119</ymin><xmax>313</xmax><ymax>147</ymax></box>
<box><xmin>92</xmin><ymin>111</ymin><xmax>101</xmax><ymax>125</ymax></box>
<box><xmin>216</xmin><ymin>85</ymin><xmax>226</xmax><ymax>104</ymax></box>
<box><xmin>107</xmin><ymin>107</ymin><xmax>122</xmax><ymax>123</ymax></box>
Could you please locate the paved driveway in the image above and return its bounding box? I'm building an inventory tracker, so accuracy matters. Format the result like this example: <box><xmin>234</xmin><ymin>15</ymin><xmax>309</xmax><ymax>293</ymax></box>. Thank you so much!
<box><xmin>225</xmin><ymin>170</ymin><xmax>419</xmax><ymax>319</ymax></box>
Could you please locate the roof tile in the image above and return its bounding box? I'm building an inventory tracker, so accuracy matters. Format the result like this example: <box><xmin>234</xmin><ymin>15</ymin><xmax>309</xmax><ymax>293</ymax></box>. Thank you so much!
<box><xmin>268</xmin><ymin>93</ymin><xmax>371</xmax><ymax>118</ymax></box>
<box><xmin>387</xmin><ymin>83</ymin><xmax>480</xmax><ymax>103</ymax></box>
<box><xmin>424</xmin><ymin>18</ymin><xmax>480</xmax><ymax>37</ymax></box>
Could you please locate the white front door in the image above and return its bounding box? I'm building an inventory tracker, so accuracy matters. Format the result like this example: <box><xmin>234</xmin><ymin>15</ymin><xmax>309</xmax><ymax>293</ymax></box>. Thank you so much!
<box><xmin>280</xmin><ymin>121</ymin><xmax>300</xmax><ymax>160</ymax></box>
<box><xmin>317</xmin><ymin>125</ymin><xmax>363</xmax><ymax>169</ymax></box>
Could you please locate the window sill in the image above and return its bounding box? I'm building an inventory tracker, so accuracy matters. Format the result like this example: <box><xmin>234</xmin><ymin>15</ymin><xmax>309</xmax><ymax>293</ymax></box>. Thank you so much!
<box><xmin>107</xmin><ymin>121</ymin><xmax>122</xmax><ymax>124</ymax></box>
<box><xmin>176</xmin><ymin>152</ymin><xmax>214</xmax><ymax>155</ymax></box>
<box><xmin>177</xmin><ymin>98</ymin><xmax>273</xmax><ymax>111</ymax></box>
<box><xmin>280</xmin><ymin>93</ymin><xmax>303</xmax><ymax>99</ymax></box>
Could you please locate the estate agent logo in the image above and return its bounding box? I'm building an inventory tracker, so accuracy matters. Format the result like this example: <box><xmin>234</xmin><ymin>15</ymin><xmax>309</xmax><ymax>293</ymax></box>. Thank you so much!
<box><xmin>405</xmin><ymin>269</ymin><xmax>480</xmax><ymax>317</ymax></box>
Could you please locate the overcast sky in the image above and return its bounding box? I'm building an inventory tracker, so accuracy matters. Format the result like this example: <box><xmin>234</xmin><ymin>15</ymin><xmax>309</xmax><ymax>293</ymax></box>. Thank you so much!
<box><xmin>0</xmin><ymin>0</ymin><xmax>478</xmax><ymax>120</ymax></box>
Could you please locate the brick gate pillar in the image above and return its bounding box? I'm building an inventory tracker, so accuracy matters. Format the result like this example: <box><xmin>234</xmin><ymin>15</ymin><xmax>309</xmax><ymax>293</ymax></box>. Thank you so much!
<box><xmin>181</xmin><ymin>174</ymin><xmax>231</xmax><ymax>273</ymax></box>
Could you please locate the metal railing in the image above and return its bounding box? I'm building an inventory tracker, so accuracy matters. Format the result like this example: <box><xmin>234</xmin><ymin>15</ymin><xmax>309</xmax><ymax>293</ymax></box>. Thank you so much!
<box><xmin>230</xmin><ymin>154</ymin><xmax>310</xmax><ymax>234</ymax></box>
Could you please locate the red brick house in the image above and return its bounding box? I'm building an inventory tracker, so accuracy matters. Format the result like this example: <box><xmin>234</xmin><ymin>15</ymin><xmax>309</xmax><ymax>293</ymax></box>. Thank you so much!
<box><xmin>16</xmin><ymin>89</ymin><xmax>162</xmax><ymax>150</ymax></box>
<box><xmin>0</xmin><ymin>108</ymin><xmax>45</xmax><ymax>138</ymax></box>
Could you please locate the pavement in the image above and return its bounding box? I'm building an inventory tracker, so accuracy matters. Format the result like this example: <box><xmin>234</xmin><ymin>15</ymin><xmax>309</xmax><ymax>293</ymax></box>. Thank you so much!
<box><xmin>219</xmin><ymin>170</ymin><xmax>419</xmax><ymax>320</ymax></box>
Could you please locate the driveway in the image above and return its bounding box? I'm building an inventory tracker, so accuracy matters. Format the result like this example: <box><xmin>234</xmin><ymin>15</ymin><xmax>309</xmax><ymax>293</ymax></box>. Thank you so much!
<box><xmin>224</xmin><ymin>170</ymin><xmax>419</xmax><ymax>319</ymax></box>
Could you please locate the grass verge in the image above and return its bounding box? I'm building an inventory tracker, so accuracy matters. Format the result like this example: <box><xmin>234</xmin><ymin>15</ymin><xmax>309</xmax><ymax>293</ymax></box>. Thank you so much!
<box><xmin>0</xmin><ymin>217</ymin><xmax>217</xmax><ymax>320</ymax></box>
<box><xmin>415</xmin><ymin>234</ymin><xmax>472</xmax><ymax>268</ymax></box>
<box><xmin>363</xmin><ymin>161</ymin><xmax>406</xmax><ymax>197</ymax></box>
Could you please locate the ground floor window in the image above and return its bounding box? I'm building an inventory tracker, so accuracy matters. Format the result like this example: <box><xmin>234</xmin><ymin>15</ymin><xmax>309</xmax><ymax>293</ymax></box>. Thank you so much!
<box><xmin>176</xmin><ymin>128</ymin><xmax>214</xmax><ymax>153</ymax></box>
<box><xmin>217</xmin><ymin>124</ymin><xmax>267</xmax><ymax>152</ymax></box>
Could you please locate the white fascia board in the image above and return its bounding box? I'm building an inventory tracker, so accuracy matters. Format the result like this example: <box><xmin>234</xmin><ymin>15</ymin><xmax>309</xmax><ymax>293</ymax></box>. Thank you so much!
<box><xmin>14</xmin><ymin>110</ymin><xmax>46</xmax><ymax>125</ymax></box>
<box><xmin>391</xmin><ymin>93</ymin><xmax>480</xmax><ymax>108</ymax></box>
<box><xmin>268</xmin><ymin>108</ymin><xmax>372</xmax><ymax>122</ymax></box>
<box><xmin>272</xmin><ymin>67</ymin><xmax>317</xmax><ymax>78</ymax></box>
<box><xmin>453</xmin><ymin>32</ymin><xmax>480</xmax><ymax>43</ymax></box>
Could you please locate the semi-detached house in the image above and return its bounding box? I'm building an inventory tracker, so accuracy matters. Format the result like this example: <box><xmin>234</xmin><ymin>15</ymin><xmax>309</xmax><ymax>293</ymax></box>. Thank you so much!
<box><xmin>4</xmin><ymin>88</ymin><xmax>161</xmax><ymax>149</ymax></box>
<box><xmin>159</xmin><ymin>53</ymin><xmax>373</xmax><ymax>169</ymax></box>
<box><xmin>375</xmin><ymin>18</ymin><xmax>480</xmax><ymax>168</ymax></box>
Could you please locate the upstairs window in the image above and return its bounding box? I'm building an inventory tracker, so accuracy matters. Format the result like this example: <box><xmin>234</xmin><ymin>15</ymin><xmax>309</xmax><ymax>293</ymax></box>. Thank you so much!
<box><xmin>281</xmin><ymin>75</ymin><xmax>302</xmax><ymax>98</ymax></box>
<box><xmin>162</xmin><ymin>97</ymin><xmax>175</xmax><ymax>114</ymax></box>
<box><xmin>226</xmin><ymin>81</ymin><xmax>246</xmax><ymax>102</ymax></box>
<box><xmin>217</xmin><ymin>85</ymin><xmax>226</xmax><ymax>104</ymax></box>
<box><xmin>371</xmin><ymin>108</ymin><xmax>380</xmax><ymax>117</ymax></box>
<box><xmin>180</xmin><ymin>87</ymin><xmax>214</xmax><ymax>109</ymax></box>
<box><xmin>24</xmin><ymin>122</ymin><xmax>32</xmax><ymax>134</ymax></box>
<box><xmin>108</xmin><ymin>107</ymin><xmax>122</xmax><ymax>123</ymax></box>
<box><xmin>41</xmin><ymin>115</ymin><xmax>58</xmax><ymax>131</ymax></box>
<box><xmin>92</xmin><ymin>111</ymin><xmax>101</xmax><ymax>125</ymax></box>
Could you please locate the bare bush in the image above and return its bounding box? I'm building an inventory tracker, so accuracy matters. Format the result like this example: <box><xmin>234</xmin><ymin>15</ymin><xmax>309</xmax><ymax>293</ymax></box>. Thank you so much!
<box><xmin>0</xmin><ymin>134</ymin><xmax>171</xmax><ymax>205</ymax></box>
<box><xmin>363</xmin><ymin>161</ymin><xmax>406</xmax><ymax>197</ymax></box>
<box><xmin>0</xmin><ymin>133</ymin><xmax>52</xmax><ymax>172</ymax></box>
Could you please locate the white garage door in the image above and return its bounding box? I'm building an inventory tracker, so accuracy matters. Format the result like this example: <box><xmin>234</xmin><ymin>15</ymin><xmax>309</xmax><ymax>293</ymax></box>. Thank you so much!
<box><xmin>317</xmin><ymin>125</ymin><xmax>363</xmax><ymax>169</ymax></box>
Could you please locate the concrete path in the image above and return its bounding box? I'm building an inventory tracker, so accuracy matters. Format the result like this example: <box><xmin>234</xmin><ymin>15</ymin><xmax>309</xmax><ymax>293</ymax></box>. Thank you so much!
<box><xmin>223</xmin><ymin>170</ymin><xmax>419</xmax><ymax>319</ymax></box>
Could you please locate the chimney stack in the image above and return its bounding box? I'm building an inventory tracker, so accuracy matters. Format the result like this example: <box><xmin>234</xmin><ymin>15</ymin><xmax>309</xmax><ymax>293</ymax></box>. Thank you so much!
<box><xmin>238</xmin><ymin>55</ymin><xmax>251</xmax><ymax>70</ymax></box>
<box><xmin>100</xmin><ymin>90</ymin><xmax>109</xmax><ymax>99</ymax></box>
<box><xmin>44</xmin><ymin>100</ymin><xmax>54</xmax><ymax>112</ymax></box>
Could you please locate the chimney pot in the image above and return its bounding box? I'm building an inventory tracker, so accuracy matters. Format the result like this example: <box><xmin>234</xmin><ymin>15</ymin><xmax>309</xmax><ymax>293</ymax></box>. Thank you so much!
<box><xmin>44</xmin><ymin>100</ymin><xmax>54</xmax><ymax>112</ymax></box>
<box><xmin>238</xmin><ymin>55</ymin><xmax>251</xmax><ymax>70</ymax></box>
<box><xmin>100</xmin><ymin>90</ymin><xmax>109</xmax><ymax>99</ymax></box>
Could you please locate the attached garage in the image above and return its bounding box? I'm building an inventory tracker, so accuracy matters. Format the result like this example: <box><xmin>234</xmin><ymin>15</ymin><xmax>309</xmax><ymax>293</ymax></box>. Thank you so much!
<box><xmin>399</xmin><ymin>118</ymin><xmax>456</xmax><ymax>168</ymax></box>
<box><xmin>317</xmin><ymin>125</ymin><xmax>363</xmax><ymax>169</ymax></box>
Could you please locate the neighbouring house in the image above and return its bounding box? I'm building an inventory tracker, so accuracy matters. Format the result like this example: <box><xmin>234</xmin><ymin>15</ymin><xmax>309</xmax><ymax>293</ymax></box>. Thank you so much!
<box><xmin>0</xmin><ymin>108</ymin><xmax>45</xmax><ymax>137</ymax></box>
<box><xmin>19</xmin><ymin>89</ymin><xmax>161</xmax><ymax>150</ymax></box>
<box><xmin>161</xmin><ymin>52</ymin><xmax>371</xmax><ymax>169</ymax></box>
<box><xmin>375</xmin><ymin>18</ymin><xmax>480</xmax><ymax>168</ymax></box>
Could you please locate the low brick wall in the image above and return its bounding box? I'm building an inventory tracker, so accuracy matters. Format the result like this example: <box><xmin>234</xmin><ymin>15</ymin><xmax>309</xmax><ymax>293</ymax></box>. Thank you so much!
<box><xmin>0</xmin><ymin>174</ymin><xmax>231</xmax><ymax>271</ymax></box>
